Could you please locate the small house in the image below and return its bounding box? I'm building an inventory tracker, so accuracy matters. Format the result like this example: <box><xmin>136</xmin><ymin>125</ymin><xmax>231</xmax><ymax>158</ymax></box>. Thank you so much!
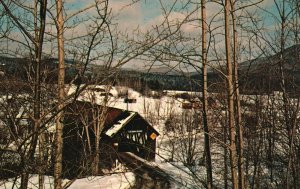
<box><xmin>62</xmin><ymin>101</ymin><xmax>159</xmax><ymax>177</ymax></box>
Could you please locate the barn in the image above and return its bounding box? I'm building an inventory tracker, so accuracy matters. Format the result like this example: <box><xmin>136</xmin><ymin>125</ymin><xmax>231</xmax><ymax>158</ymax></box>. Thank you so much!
<box><xmin>62</xmin><ymin>100</ymin><xmax>159</xmax><ymax>178</ymax></box>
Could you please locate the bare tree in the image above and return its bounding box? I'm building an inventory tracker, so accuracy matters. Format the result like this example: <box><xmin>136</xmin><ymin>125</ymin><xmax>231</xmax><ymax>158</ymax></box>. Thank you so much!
<box><xmin>230</xmin><ymin>1</ymin><xmax>244</xmax><ymax>188</ymax></box>
<box><xmin>201</xmin><ymin>0</ymin><xmax>213</xmax><ymax>188</ymax></box>
<box><xmin>53</xmin><ymin>0</ymin><xmax>64</xmax><ymax>188</ymax></box>
<box><xmin>0</xmin><ymin>1</ymin><xmax>48</xmax><ymax>188</ymax></box>
<box><xmin>224</xmin><ymin>0</ymin><xmax>238</xmax><ymax>188</ymax></box>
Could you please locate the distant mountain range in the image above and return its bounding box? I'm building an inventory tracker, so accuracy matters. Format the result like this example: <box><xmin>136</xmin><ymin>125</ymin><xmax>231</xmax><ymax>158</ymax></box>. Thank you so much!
<box><xmin>0</xmin><ymin>44</ymin><xmax>299</xmax><ymax>94</ymax></box>
<box><xmin>236</xmin><ymin>44</ymin><xmax>300</xmax><ymax>95</ymax></box>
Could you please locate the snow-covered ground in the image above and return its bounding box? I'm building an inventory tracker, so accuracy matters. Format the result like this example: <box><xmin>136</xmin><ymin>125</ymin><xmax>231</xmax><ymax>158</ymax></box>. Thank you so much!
<box><xmin>0</xmin><ymin>173</ymin><xmax>135</xmax><ymax>189</ymax></box>
<box><xmin>70</xmin><ymin>86</ymin><xmax>209</xmax><ymax>188</ymax></box>
<box><xmin>0</xmin><ymin>85</ymin><xmax>210</xmax><ymax>188</ymax></box>
<box><xmin>2</xmin><ymin>85</ymin><xmax>298</xmax><ymax>188</ymax></box>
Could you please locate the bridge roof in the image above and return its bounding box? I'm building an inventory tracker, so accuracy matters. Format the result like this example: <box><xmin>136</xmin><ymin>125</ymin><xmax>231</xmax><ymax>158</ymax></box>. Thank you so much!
<box><xmin>105</xmin><ymin>111</ymin><xmax>136</xmax><ymax>137</ymax></box>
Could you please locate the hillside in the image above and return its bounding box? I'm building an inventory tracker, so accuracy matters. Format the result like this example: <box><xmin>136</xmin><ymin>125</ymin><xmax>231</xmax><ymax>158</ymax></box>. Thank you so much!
<box><xmin>237</xmin><ymin>44</ymin><xmax>300</xmax><ymax>95</ymax></box>
<box><xmin>0</xmin><ymin>44</ymin><xmax>299</xmax><ymax>94</ymax></box>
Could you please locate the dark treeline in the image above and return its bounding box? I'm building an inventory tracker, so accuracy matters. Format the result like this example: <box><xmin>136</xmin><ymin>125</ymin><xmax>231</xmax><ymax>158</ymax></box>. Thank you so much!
<box><xmin>1</xmin><ymin>44</ymin><xmax>300</xmax><ymax>96</ymax></box>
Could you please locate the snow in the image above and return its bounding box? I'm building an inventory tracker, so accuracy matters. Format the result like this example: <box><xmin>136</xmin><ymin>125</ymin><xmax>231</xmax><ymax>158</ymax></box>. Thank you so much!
<box><xmin>67</xmin><ymin>173</ymin><xmax>135</xmax><ymax>189</ymax></box>
<box><xmin>67</xmin><ymin>85</ymin><xmax>207</xmax><ymax>187</ymax></box>
<box><xmin>105</xmin><ymin>112</ymin><xmax>136</xmax><ymax>137</ymax></box>
<box><xmin>155</xmin><ymin>158</ymin><xmax>205</xmax><ymax>189</ymax></box>
<box><xmin>121</xmin><ymin>152</ymin><xmax>203</xmax><ymax>188</ymax></box>
<box><xmin>0</xmin><ymin>85</ymin><xmax>224</xmax><ymax>188</ymax></box>
<box><xmin>0</xmin><ymin>173</ymin><xmax>135</xmax><ymax>189</ymax></box>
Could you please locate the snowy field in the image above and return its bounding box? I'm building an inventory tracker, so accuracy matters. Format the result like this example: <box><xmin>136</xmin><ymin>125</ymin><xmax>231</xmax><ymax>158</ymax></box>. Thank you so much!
<box><xmin>0</xmin><ymin>173</ymin><xmax>135</xmax><ymax>189</ymax></box>
<box><xmin>69</xmin><ymin>86</ymin><xmax>211</xmax><ymax>188</ymax></box>
<box><xmin>1</xmin><ymin>85</ymin><xmax>208</xmax><ymax>188</ymax></box>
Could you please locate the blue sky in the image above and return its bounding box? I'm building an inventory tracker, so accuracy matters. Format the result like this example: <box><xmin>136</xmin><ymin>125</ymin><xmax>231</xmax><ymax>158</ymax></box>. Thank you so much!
<box><xmin>1</xmin><ymin>0</ymin><xmax>298</xmax><ymax>67</ymax></box>
<box><xmin>61</xmin><ymin>0</ymin><xmax>286</xmax><ymax>36</ymax></box>
<box><xmin>54</xmin><ymin>0</ymin><xmax>298</xmax><ymax>69</ymax></box>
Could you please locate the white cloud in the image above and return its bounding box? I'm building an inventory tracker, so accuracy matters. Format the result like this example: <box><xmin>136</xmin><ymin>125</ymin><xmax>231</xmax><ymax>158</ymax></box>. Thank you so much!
<box><xmin>109</xmin><ymin>0</ymin><xmax>143</xmax><ymax>31</ymax></box>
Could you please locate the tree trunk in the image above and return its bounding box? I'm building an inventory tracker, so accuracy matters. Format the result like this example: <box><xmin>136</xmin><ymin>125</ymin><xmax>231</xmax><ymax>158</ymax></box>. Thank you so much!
<box><xmin>20</xmin><ymin>172</ymin><xmax>29</xmax><ymax>189</ymax></box>
<box><xmin>201</xmin><ymin>0</ymin><xmax>213</xmax><ymax>188</ymax></box>
<box><xmin>276</xmin><ymin>2</ymin><xmax>293</xmax><ymax>188</ymax></box>
<box><xmin>224</xmin><ymin>0</ymin><xmax>238</xmax><ymax>188</ymax></box>
<box><xmin>231</xmin><ymin>1</ymin><xmax>244</xmax><ymax>188</ymax></box>
<box><xmin>54</xmin><ymin>0</ymin><xmax>65</xmax><ymax>188</ymax></box>
<box><xmin>93</xmin><ymin>107</ymin><xmax>104</xmax><ymax>174</ymax></box>
<box><xmin>19</xmin><ymin>1</ymin><xmax>48</xmax><ymax>188</ymax></box>
<box><xmin>223</xmin><ymin>116</ymin><xmax>228</xmax><ymax>189</ymax></box>
<box><xmin>36</xmin><ymin>1</ymin><xmax>47</xmax><ymax>188</ymax></box>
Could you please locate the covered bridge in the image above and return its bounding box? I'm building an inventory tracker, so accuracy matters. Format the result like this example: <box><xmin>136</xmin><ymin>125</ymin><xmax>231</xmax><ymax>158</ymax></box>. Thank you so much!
<box><xmin>62</xmin><ymin>101</ymin><xmax>159</xmax><ymax>177</ymax></box>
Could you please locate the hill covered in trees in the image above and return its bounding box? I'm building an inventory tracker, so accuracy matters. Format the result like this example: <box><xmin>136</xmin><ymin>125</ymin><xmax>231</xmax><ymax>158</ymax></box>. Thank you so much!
<box><xmin>0</xmin><ymin>44</ymin><xmax>299</xmax><ymax>95</ymax></box>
